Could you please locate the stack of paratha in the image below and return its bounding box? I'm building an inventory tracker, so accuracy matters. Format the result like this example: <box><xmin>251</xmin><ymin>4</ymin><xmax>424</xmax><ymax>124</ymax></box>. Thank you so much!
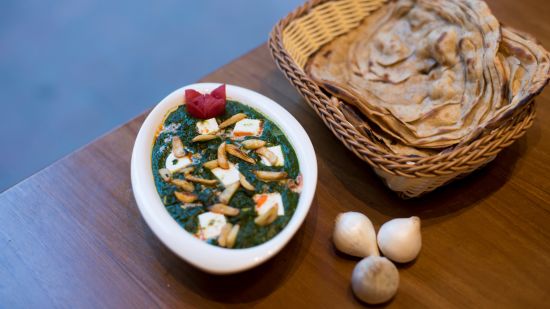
<box><xmin>307</xmin><ymin>0</ymin><xmax>550</xmax><ymax>156</ymax></box>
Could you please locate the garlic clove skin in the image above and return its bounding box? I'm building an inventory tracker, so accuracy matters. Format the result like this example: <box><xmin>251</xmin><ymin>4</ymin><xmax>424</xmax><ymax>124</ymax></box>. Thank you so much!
<box><xmin>333</xmin><ymin>212</ymin><xmax>379</xmax><ymax>257</ymax></box>
<box><xmin>351</xmin><ymin>256</ymin><xmax>399</xmax><ymax>304</ymax></box>
<box><xmin>377</xmin><ymin>216</ymin><xmax>422</xmax><ymax>263</ymax></box>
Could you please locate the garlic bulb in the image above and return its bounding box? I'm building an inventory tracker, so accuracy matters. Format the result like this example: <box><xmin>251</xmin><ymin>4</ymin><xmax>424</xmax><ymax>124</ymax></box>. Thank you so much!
<box><xmin>351</xmin><ymin>256</ymin><xmax>399</xmax><ymax>304</ymax></box>
<box><xmin>333</xmin><ymin>212</ymin><xmax>379</xmax><ymax>257</ymax></box>
<box><xmin>377</xmin><ymin>216</ymin><xmax>422</xmax><ymax>263</ymax></box>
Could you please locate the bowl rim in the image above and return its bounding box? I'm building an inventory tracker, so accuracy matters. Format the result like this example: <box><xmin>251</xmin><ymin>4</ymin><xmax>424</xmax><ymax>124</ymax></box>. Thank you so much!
<box><xmin>131</xmin><ymin>83</ymin><xmax>317</xmax><ymax>274</ymax></box>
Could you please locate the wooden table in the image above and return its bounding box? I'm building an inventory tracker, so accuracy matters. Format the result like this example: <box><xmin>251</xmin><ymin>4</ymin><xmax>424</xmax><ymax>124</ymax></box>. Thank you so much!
<box><xmin>2</xmin><ymin>1</ymin><xmax>550</xmax><ymax>307</ymax></box>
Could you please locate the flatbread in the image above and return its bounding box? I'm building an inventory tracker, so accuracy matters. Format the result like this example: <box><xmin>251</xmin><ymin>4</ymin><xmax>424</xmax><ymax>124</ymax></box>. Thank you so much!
<box><xmin>307</xmin><ymin>0</ymin><xmax>550</xmax><ymax>154</ymax></box>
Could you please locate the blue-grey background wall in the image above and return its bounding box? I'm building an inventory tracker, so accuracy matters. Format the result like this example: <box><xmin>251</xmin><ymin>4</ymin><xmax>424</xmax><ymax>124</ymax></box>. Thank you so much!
<box><xmin>0</xmin><ymin>0</ymin><xmax>304</xmax><ymax>192</ymax></box>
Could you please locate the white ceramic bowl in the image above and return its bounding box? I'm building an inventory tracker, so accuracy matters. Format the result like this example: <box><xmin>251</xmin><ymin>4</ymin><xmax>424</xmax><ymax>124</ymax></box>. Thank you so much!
<box><xmin>131</xmin><ymin>83</ymin><xmax>317</xmax><ymax>274</ymax></box>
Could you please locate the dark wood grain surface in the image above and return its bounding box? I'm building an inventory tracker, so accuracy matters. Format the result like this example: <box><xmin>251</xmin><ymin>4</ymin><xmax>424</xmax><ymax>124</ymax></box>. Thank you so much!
<box><xmin>1</xmin><ymin>1</ymin><xmax>550</xmax><ymax>307</ymax></box>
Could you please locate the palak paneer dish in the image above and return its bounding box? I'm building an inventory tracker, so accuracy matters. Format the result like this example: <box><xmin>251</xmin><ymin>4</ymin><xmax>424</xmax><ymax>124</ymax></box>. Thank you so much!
<box><xmin>152</xmin><ymin>85</ymin><xmax>302</xmax><ymax>248</ymax></box>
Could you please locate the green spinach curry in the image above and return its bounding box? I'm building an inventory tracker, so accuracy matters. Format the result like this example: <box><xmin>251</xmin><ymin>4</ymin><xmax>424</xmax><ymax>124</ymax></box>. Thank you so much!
<box><xmin>152</xmin><ymin>100</ymin><xmax>301</xmax><ymax>248</ymax></box>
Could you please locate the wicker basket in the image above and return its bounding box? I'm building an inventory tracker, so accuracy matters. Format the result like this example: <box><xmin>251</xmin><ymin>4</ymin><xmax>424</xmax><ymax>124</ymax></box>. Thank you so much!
<box><xmin>268</xmin><ymin>0</ymin><xmax>537</xmax><ymax>198</ymax></box>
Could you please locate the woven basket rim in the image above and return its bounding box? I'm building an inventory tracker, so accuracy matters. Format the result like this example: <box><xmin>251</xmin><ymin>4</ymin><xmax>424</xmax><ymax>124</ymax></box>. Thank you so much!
<box><xmin>268</xmin><ymin>0</ymin><xmax>537</xmax><ymax>179</ymax></box>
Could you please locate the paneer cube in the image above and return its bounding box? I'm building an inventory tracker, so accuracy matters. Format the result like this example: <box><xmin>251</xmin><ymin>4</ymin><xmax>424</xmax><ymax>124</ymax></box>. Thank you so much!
<box><xmin>196</xmin><ymin>212</ymin><xmax>227</xmax><ymax>240</ymax></box>
<box><xmin>253</xmin><ymin>192</ymin><xmax>285</xmax><ymax>216</ymax></box>
<box><xmin>260</xmin><ymin>145</ymin><xmax>285</xmax><ymax>167</ymax></box>
<box><xmin>211</xmin><ymin>163</ymin><xmax>240</xmax><ymax>187</ymax></box>
<box><xmin>165</xmin><ymin>152</ymin><xmax>192</xmax><ymax>173</ymax></box>
<box><xmin>232</xmin><ymin>119</ymin><xmax>263</xmax><ymax>138</ymax></box>
<box><xmin>196</xmin><ymin>118</ymin><xmax>219</xmax><ymax>135</ymax></box>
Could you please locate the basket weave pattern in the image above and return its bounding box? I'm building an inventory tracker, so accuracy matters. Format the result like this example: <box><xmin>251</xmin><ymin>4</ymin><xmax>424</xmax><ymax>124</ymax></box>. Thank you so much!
<box><xmin>269</xmin><ymin>0</ymin><xmax>537</xmax><ymax>198</ymax></box>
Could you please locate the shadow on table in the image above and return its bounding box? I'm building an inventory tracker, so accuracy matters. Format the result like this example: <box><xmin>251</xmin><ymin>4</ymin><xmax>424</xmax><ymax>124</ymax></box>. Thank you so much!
<box><xmin>144</xmin><ymin>195</ymin><xmax>320</xmax><ymax>304</ymax></box>
<box><xmin>320</xmin><ymin>129</ymin><xmax>531</xmax><ymax>222</ymax></box>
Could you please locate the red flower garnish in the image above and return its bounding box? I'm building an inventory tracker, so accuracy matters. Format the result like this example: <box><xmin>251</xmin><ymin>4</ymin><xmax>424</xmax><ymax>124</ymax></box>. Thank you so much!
<box><xmin>185</xmin><ymin>84</ymin><xmax>226</xmax><ymax>119</ymax></box>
